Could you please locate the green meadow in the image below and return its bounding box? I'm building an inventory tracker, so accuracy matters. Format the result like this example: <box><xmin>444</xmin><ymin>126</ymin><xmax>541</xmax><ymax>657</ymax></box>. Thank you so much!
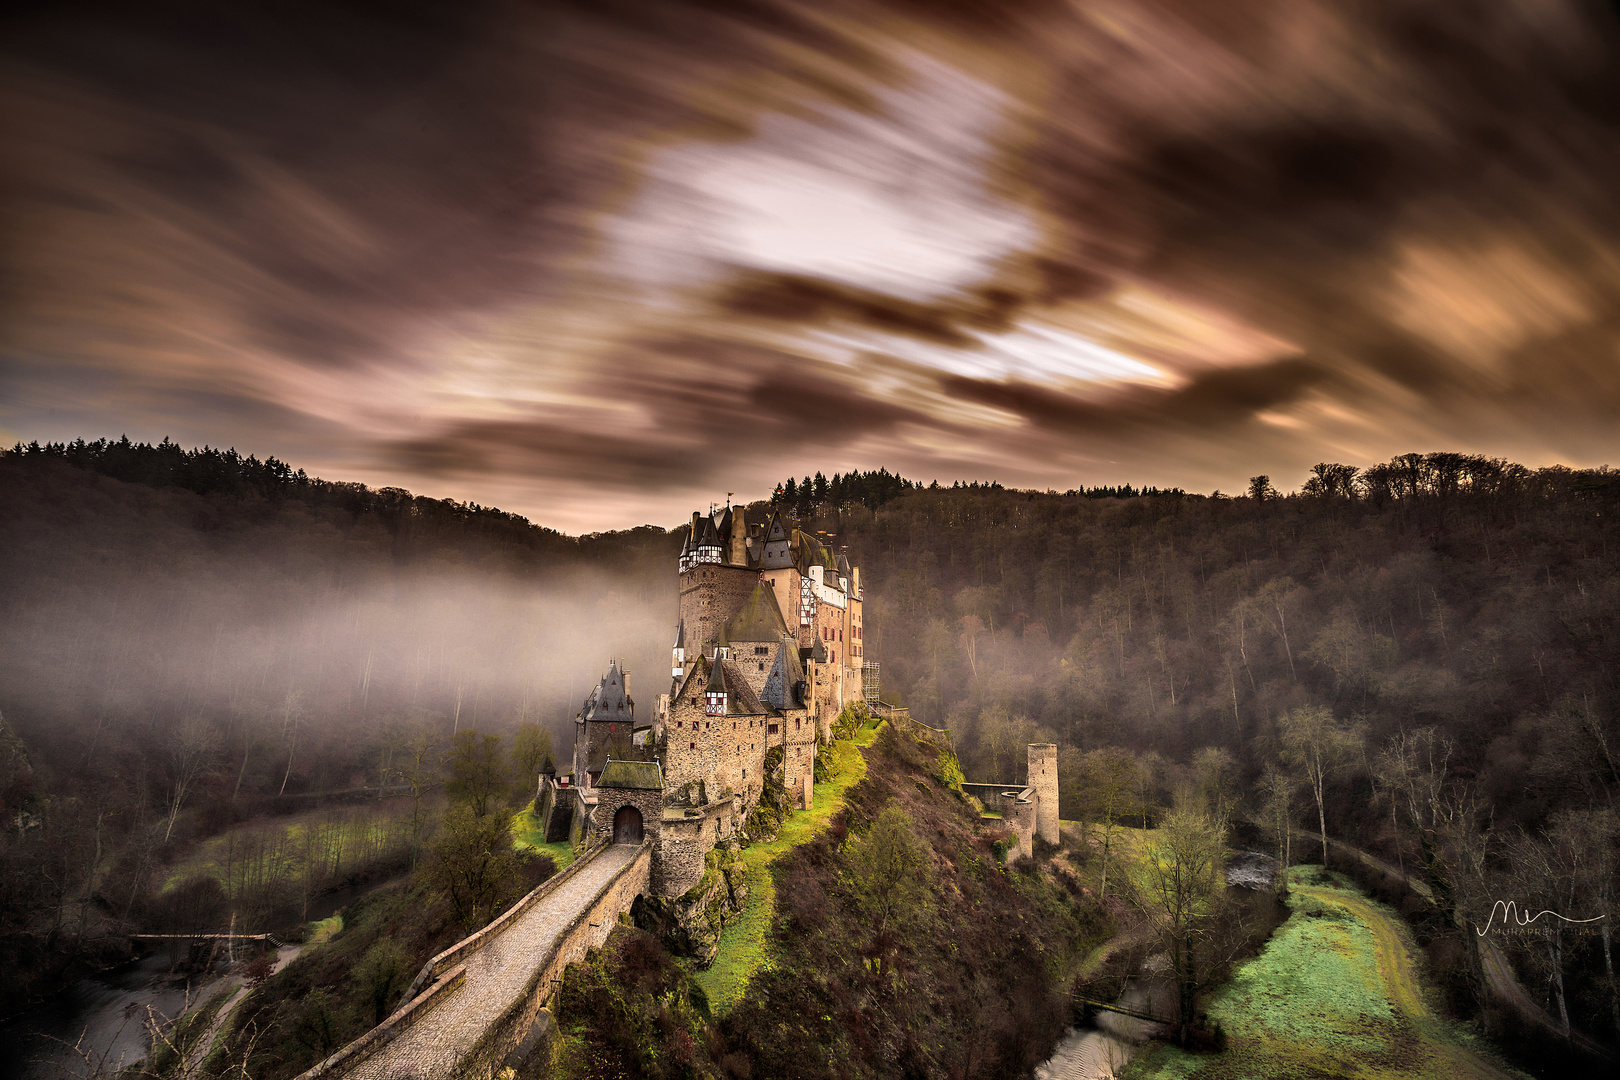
<box><xmin>162</xmin><ymin>803</ymin><xmax>419</xmax><ymax>900</ymax></box>
<box><xmin>511</xmin><ymin>806</ymin><xmax>576</xmax><ymax>871</ymax></box>
<box><xmin>1127</xmin><ymin>866</ymin><xmax>1526</xmax><ymax>1080</ymax></box>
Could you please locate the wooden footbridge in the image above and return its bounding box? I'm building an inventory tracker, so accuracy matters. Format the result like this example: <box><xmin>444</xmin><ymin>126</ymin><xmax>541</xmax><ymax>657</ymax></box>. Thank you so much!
<box><xmin>1071</xmin><ymin>996</ymin><xmax>1173</xmax><ymax>1026</ymax></box>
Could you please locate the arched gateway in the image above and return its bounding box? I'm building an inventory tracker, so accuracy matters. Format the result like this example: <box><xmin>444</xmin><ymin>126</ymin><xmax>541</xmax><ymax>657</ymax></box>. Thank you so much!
<box><xmin>613</xmin><ymin>804</ymin><xmax>643</xmax><ymax>844</ymax></box>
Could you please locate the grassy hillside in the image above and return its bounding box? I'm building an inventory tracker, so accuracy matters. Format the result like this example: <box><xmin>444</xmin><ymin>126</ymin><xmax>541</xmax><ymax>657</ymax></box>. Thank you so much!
<box><xmin>553</xmin><ymin>720</ymin><xmax>1114</xmax><ymax>1080</ymax></box>
<box><xmin>696</xmin><ymin>720</ymin><xmax>881</xmax><ymax>1013</ymax></box>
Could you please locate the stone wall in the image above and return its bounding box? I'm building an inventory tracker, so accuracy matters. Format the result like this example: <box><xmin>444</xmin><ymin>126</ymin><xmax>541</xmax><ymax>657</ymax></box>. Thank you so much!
<box><xmin>455</xmin><ymin>842</ymin><xmax>652</xmax><ymax>1080</ymax></box>
<box><xmin>663</xmin><ymin>692</ymin><xmax>769</xmax><ymax>806</ymax></box>
<box><xmin>678</xmin><ymin>564</ymin><xmax>759</xmax><ymax>657</ymax></box>
<box><xmin>759</xmin><ymin>567</ymin><xmax>806</xmax><ymax>642</ymax></box>
<box><xmin>730</xmin><ymin>642</ymin><xmax>777</xmax><ymax>695</ymax></box>
<box><xmin>1000</xmin><ymin>789</ymin><xmax>1037</xmax><ymax>862</ymax></box>
<box><xmin>589</xmin><ymin>787</ymin><xmax>662</xmax><ymax>845</ymax></box>
<box><xmin>655</xmin><ymin>811</ymin><xmax>715</xmax><ymax>896</ymax></box>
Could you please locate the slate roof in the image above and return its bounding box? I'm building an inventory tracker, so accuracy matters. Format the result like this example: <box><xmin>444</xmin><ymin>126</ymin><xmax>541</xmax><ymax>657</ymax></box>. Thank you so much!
<box><xmin>697</xmin><ymin>655</ymin><xmax>767</xmax><ymax>715</ymax></box>
<box><xmin>597</xmin><ymin>759</ymin><xmax>664</xmax><ymax>790</ymax></box>
<box><xmin>696</xmin><ymin>516</ymin><xmax>721</xmax><ymax>550</ymax></box>
<box><xmin>762</xmin><ymin>634</ymin><xmax>807</xmax><ymax>709</ymax></box>
<box><xmin>675</xmin><ymin>654</ymin><xmax>711</xmax><ymax>699</ymax></box>
<box><xmin>581</xmin><ymin>660</ymin><xmax>634</xmax><ymax>722</ymax></box>
<box><xmin>723</xmin><ymin>581</ymin><xmax>789</xmax><ymax>642</ymax></box>
<box><xmin>717</xmin><ymin>659</ymin><xmax>768</xmax><ymax>715</ymax></box>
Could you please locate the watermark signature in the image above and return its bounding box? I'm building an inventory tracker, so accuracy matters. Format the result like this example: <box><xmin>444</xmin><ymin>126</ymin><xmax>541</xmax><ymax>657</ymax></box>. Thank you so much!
<box><xmin>1477</xmin><ymin>900</ymin><xmax>1608</xmax><ymax>937</ymax></box>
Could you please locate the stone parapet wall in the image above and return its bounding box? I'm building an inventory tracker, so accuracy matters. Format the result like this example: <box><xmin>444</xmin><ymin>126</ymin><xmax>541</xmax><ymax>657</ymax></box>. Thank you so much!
<box><xmin>400</xmin><ymin>838</ymin><xmax>611</xmax><ymax>1004</ymax></box>
<box><xmin>654</xmin><ymin>812</ymin><xmax>713</xmax><ymax>896</ymax></box>
<box><xmin>296</xmin><ymin>964</ymin><xmax>467</xmax><ymax>1079</ymax></box>
<box><xmin>455</xmin><ymin>841</ymin><xmax>652</xmax><ymax>1080</ymax></box>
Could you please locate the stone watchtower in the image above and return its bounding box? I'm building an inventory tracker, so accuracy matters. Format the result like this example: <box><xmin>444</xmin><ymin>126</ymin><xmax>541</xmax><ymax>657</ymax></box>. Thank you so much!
<box><xmin>1028</xmin><ymin>744</ymin><xmax>1059</xmax><ymax>845</ymax></box>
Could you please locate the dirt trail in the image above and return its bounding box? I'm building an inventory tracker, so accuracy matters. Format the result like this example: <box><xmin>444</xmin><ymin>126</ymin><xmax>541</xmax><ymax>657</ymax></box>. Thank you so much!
<box><xmin>1292</xmin><ymin>881</ymin><xmax>1522</xmax><ymax>1080</ymax></box>
<box><xmin>1296</xmin><ymin>828</ymin><xmax>1616</xmax><ymax>1060</ymax></box>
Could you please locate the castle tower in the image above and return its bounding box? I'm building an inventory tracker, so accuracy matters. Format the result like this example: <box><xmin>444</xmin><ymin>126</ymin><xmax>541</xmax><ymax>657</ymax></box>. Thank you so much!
<box><xmin>1028</xmin><ymin>744</ymin><xmax>1059</xmax><ymax>844</ymax></box>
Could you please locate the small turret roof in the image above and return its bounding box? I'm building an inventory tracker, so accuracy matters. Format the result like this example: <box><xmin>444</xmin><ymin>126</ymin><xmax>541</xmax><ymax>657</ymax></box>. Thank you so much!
<box><xmin>696</xmin><ymin>515</ymin><xmax>721</xmax><ymax>549</ymax></box>
<box><xmin>675</xmin><ymin>654</ymin><xmax>711</xmax><ymax>699</ymax></box>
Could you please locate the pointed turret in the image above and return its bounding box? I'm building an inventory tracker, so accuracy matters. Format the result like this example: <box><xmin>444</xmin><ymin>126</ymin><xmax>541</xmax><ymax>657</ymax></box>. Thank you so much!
<box><xmin>670</xmin><ymin>620</ymin><xmax>687</xmax><ymax>681</ymax></box>
<box><xmin>704</xmin><ymin>657</ymin><xmax>729</xmax><ymax>716</ymax></box>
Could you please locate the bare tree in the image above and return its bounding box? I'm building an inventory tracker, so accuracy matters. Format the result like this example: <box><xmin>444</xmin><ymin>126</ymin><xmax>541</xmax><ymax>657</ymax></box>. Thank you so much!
<box><xmin>1257</xmin><ymin>763</ymin><xmax>1299</xmax><ymax>873</ymax></box>
<box><xmin>1278</xmin><ymin>705</ymin><xmax>1364</xmax><ymax>866</ymax></box>
<box><xmin>1081</xmin><ymin>747</ymin><xmax>1140</xmax><ymax>900</ymax></box>
<box><xmin>1191</xmin><ymin>747</ymin><xmax>1239</xmax><ymax>833</ymax></box>
<box><xmin>394</xmin><ymin>727</ymin><xmax>440</xmax><ymax>867</ymax></box>
<box><xmin>957</xmin><ymin>615</ymin><xmax>985</xmax><ymax>679</ymax></box>
<box><xmin>164</xmin><ymin>716</ymin><xmax>221</xmax><ymax>842</ymax></box>
<box><xmin>1374</xmin><ymin>726</ymin><xmax>1452</xmax><ymax>882</ymax></box>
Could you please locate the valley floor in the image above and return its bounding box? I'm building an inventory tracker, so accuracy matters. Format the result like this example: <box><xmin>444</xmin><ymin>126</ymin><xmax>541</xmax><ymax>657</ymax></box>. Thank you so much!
<box><xmin>1126</xmin><ymin>867</ymin><xmax>1529</xmax><ymax>1080</ymax></box>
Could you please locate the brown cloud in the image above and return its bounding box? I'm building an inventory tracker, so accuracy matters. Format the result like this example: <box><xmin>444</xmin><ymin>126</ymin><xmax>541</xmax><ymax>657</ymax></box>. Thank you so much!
<box><xmin>7</xmin><ymin>0</ymin><xmax>1620</xmax><ymax>528</ymax></box>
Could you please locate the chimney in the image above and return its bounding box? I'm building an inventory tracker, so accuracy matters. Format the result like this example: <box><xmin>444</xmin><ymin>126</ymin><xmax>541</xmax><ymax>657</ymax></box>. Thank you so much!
<box><xmin>730</xmin><ymin>509</ymin><xmax>748</xmax><ymax>565</ymax></box>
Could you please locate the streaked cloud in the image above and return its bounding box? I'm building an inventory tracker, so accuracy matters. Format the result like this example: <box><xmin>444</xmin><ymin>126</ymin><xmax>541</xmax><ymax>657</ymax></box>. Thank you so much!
<box><xmin>5</xmin><ymin>0</ymin><xmax>1620</xmax><ymax>529</ymax></box>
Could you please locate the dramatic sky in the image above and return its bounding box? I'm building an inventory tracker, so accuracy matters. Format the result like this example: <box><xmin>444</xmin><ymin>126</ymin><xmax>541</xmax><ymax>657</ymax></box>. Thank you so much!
<box><xmin>5</xmin><ymin>0</ymin><xmax>1620</xmax><ymax>530</ymax></box>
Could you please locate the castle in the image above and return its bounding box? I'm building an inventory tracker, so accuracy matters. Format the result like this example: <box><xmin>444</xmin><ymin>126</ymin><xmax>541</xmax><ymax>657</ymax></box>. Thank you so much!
<box><xmin>536</xmin><ymin>505</ymin><xmax>870</xmax><ymax>896</ymax></box>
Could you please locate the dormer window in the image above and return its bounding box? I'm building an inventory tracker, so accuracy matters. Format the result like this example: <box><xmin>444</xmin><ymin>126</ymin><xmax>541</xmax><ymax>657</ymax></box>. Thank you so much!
<box><xmin>706</xmin><ymin>691</ymin><xmax>726</xmax><ymax>716</ymax></box>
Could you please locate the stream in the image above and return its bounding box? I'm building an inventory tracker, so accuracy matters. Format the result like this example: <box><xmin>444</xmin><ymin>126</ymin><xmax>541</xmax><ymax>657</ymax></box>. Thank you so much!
<box><xmin>1035</xmin><ymin>974</ymin><xmax>1172</xmax><ymax>1080</ymax></box>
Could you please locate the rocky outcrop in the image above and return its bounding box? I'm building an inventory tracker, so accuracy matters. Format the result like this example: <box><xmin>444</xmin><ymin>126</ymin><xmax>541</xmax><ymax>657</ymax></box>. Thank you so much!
<box><xmin>631</xmin><ymin>842</ymin><xmax>748</xmax><ymax>968</ymax></box>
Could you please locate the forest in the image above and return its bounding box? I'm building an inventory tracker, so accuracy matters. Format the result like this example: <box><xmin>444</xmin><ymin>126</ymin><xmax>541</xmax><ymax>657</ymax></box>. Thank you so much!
<box><xmin>0</xmin><ymin>441</ymin><xmax>676</xmax><ymax>1017</ymax></box>
<box><xmin>3</xmin><ymin>440</ymin><xmax>1620</xmax><ymax>1069</ymax></box>
<box><xmin>807</xmin><ymin>453</ymin><xmax>1620</xmax><ymax>1051</ymax></box>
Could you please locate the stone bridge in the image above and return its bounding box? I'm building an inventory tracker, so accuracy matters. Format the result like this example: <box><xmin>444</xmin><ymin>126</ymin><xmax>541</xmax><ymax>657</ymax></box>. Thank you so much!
<box><xmin>297</xmin><ymin>839</ymin><xmax>651</xmax><ymax>1080</ymax></box>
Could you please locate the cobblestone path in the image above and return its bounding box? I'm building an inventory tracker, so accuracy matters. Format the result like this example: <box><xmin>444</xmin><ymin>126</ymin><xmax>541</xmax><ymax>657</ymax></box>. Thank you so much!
<box><xmin>346</xmin><ymin>844</ymin><xmax>641</xmax><ymax>1080</ymax></box>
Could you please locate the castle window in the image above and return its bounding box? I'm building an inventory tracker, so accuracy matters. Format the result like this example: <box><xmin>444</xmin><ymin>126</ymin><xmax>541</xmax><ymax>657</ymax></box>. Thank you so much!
<box><xmin>768</xmin><ymin>723</ymin><xmax>779</xmax><ymax>735</ymax></box>
<box><xmin>690</xmin><ymin>742</ymin><xmax>695</xmax><ymax>750</ymax></box>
